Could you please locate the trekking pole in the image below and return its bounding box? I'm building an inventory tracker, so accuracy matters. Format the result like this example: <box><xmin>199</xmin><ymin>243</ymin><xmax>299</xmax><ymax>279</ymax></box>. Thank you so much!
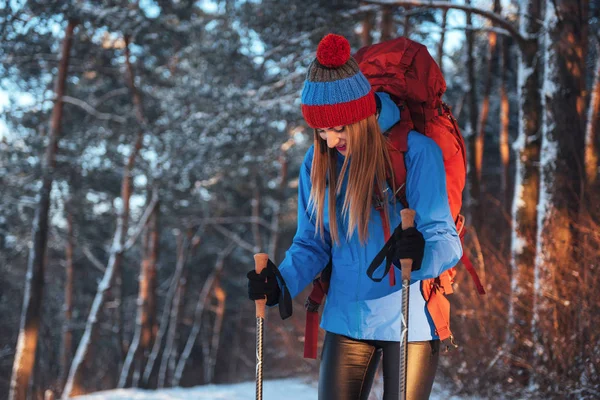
<box><xmin>253</xmin><ymin>253</ymin><xmax>269</xmax><ymax>400</ymax></box>
<box><xmin>399</xmin><ymin>208</ymin><xmax>416</xmax><ymax>400</ymax></box>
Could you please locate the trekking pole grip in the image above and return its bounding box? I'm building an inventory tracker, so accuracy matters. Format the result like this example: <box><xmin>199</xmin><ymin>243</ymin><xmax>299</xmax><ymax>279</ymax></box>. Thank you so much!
<box><xmin>400</xmin><ymin>209</ymin><xmax>416</xmax><ymax>282</ymax></box>
<box><xmin>254</xmin><ymin>253</ymin><xmax>269</xmax><ymax>319</ymax></box>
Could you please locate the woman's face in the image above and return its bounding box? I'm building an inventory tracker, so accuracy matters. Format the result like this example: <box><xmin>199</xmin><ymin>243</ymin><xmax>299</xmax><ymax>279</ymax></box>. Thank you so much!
<box><xmin>317</xmin><ymin>126</ymin><xmax>347</xmax><ymax>155</ymax></box>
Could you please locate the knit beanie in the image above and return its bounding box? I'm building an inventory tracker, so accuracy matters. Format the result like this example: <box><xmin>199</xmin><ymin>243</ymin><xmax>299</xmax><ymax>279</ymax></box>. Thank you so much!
<box><xmin>301</xmin><ymin>34</ymin><xmax>376</xmax><ymax>129</ymax></box>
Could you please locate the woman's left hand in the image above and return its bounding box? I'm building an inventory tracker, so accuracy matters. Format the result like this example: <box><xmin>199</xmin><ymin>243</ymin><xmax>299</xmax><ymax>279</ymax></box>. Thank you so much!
<box><xmin>392</xmin><ymin>227</ymin><xmax>425</xmax><ymax>271</ymax></box>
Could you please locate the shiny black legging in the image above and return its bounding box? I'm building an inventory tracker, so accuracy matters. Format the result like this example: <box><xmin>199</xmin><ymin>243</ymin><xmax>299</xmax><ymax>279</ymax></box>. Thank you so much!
<box><xmin>319</xmin><ymin>332</ymin><xmax>440</xmax><ymax>400</ymax></box>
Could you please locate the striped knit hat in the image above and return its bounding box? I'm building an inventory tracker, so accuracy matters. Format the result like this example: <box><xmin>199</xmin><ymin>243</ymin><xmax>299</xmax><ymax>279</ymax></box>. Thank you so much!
<box><xmin>301</xmin><ymin>34</ymin><xmax>376</xmax><ymax>129</ymax></box>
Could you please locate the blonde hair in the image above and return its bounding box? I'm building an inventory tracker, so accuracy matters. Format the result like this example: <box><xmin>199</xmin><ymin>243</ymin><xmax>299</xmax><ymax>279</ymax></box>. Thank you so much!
<box><xmin>309</xmin><ymin>114</ymin><xmax>394</xmax><ymax>245</ymax></box>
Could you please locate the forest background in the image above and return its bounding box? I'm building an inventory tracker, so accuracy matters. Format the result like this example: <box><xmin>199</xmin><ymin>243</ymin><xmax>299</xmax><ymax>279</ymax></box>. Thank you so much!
<box><xmin>1</xmin><ymin>0</ymin><xmax>599</xmax><ymax>399</ymax></box>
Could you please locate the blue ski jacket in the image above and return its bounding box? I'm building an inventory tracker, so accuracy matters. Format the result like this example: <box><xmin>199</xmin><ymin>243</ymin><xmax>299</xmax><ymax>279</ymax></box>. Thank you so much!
<box><xmin>277</xmin><ymin>130</ymin><xmax>462</xmax><ymax>342</ymax></box>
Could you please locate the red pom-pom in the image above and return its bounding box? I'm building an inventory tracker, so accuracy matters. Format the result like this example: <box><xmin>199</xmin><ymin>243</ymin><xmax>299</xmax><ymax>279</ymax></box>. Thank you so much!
<box><xmin>316</xmin><ymin>34</ymin><xmax>351</xmax><ymax>68</ymax></box>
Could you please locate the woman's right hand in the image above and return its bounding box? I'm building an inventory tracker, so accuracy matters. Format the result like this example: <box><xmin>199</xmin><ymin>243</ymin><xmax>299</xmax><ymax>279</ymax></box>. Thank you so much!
<box><xmin>247</xmin><ymin>267</ymin><xmax>281</xmax><ymax>306</ymax></box>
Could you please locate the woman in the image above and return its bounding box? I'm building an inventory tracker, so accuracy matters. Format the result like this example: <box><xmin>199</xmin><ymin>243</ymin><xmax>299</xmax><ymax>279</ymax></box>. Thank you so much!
<box><xmin>247</xmin><ymin>34</ymin><xmax>462</xmax><ymax>400</ymax></box>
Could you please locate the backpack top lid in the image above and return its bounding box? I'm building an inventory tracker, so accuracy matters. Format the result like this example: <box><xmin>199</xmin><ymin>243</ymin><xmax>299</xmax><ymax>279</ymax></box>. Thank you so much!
<box><xmin>354</xmin><ymin>37</ymin><xmax>447</xmax><ymax>110</ymax></box>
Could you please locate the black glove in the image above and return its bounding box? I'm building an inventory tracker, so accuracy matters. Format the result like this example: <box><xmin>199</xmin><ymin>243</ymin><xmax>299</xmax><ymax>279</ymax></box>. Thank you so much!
<box><xmin>367</xmin><ymin>225</ymin><xmax>426</xmax><ymax>282</ymax></box>
<box><xmin>247</xmin><ymin>259</ymin><xmax>293</xmax><ymax>320</ymax></box>
<box><xmin>247</xmin><ymin>267</ymin><xmax>281</xmax><ymax>307</ymax></box>
<box><xmin>391</xmin><ymin>226</ymin><xmax>425</xmax><ymax>272</ymax></box>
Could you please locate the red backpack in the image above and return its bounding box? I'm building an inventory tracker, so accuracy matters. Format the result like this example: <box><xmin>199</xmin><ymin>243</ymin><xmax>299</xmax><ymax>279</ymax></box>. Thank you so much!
<box><xmin>303</xmin><ymin>37</ymin><xmax>486</xmax><ymax>359</ymax></box>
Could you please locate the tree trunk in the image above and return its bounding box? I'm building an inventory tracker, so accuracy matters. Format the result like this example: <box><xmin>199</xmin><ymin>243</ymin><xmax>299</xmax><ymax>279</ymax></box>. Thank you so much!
<box><xmin>268</xmin><ymin>139</ymin><xmax>293</xmax><ymax>260</ymax></box>
<box><xmin>201</xmin><ymin>323</ymin><xmax>211</xmax><ymax>384</ymax></box>
<box><xmin>118</xmin><ymin>223</ymin><xmax>149</xmax><ymax>389</ymax></box>
<box><xmin>403</xmin><ymin>7</ymin><xmax>411</xmax><ymax>38</ymax></box>
<box><xmin>580</xmin><ymin>46</ymin><xmax>600</xmax><ymax>366</ymax></box>
<box><xmin>504</xmin><ymin>0</ymin><xmax>543</xmax><ymax>385</ymax></box>
<box><xmin>361</xmin><ymin>10</ymin><xmax>375</xmax><ymax>47</ymax></box>
<box><xmin>465</xmin><ymin>0</ymin><xmax>480</xmax><ymax>226</ymax></box>
<box><xmin>532</xmin><ymin>0</ymin><xmax>588</xmax><ymax>387</ymax></box>
<box><xmin>451</xmin><ymin>91</ymin><xmax>467</xmax><ymax>121</ymax></box>
<box><xmin>499</xmin><ymin>34</ymin><xmax>511</xmax><ymax>210</ymax></box>
<box><xmin>157</xmin><ymin>281</ymin><xmax>184</xmax><ymax>388</ymax></box>
<box><xmin>251</xmin><ymin>175</ymin><xmax>263</xmax><ymax>251</ymax></box>
<box><xmin>146</xmin><ymin>200</ymin><xmax>159</xmax><ymax>354</ymax></box>
<box><xmin>119</xmin><ymin>199</ymin><xmax>159</xmax><ymax>388</ymax></box>
<box><xmin>113</xmin><ymin>281</ymin><xmax>125</xmax><ymax>373</ymax></box>
<box><xmin>227</xmin><ymin>311</ymin><xmax>244</xmax><ymax>378</ymax></box>
<box><xmin>380</xmin><ymin>5</ymin><xmax>395</xmax><ymax>42</ymax></box>
<box><xmin>171</xmin><ymin>244</ymin><xmax>234</xmax><ymax>386</ymax></box>
<box><xmin>9</xmin><ymin>19</ymin><xmax>77</xmax><ymax>400</ymax></box>
<box><xmin>206</xmin><ymin>284</ymin><xmax>226</xmax><ymax>384</ymax></box>
<box><xmin>476</xmin><ymin>0</ymin><xmax>501</xmax><ymax>197</ymax></box>
<box><xmin>142</xmin><ymin>232</ymin><xmax>189</xmax><ymax>386</ymax></box>
<box><xmin>158</xmin><ymin>236</ymin><xmax>188</xmax><ymax>388</ymax></box>
<box><xmin>62</xmin><ymin>35</ymin><xmax>147</xmax><ymax>398</ymax></box>
<box><xmin>437</xmin><ymin>6</ymin><xmax>448</xmax><ymax>73</ymax></box>
<box><xmin>584</xmin><ymin>44</ymin><xmax>600</xmax><ymax>189</ymax></box>
<box><xmin>60</xmin><ymin>206</ymin><xmax>75</xmax><ymax>388</ymax></box>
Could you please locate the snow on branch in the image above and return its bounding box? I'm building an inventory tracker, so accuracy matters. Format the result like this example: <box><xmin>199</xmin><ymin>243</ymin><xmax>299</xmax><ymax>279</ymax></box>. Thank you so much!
<box><xmin>81</xmin><ymin>246</ymin><xmax>107</xmax><ymax>273</ymax></box>
<box><xmin>364</xmin><ymin>0</ymin><xmax>526</xmax><ymax>45</ymax></box>
<box><xmin>122</xmin><ymin>190</ymin><xmax>159</xmax><ymax>252</ymax></box>
<box><xmin>433</xmin><ymin>24</ymin><xmax>512</xmax><ymax>37</ymax></box>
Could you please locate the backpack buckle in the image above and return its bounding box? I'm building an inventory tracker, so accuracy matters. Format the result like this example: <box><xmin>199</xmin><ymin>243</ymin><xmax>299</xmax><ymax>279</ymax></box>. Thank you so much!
<box><xmin>373</xmin><ymin>193</ymin><xmax>385</xmax><ymax>210</ymax></box>
<box><xmin>305</xmin><ymin>297</ymin><xmax>320</xmax><ymax>313</ymax></box>
<box><xmin>442</xmin><ymin>335</ymin><xmax>459</xmax><ymax>352</ymax></box>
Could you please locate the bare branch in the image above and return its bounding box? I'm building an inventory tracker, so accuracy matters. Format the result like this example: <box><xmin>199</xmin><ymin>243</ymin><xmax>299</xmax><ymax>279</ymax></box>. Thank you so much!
<box><xmin>364</xmin><ymin>0</ymin><xmax>525</xmax><ymax>46</ymax></box>
<box><xmin>0</xmin><ymin>347</ymin><xmax>14</xmax><ymax>360</ymax></box>
<box><xmin>211</xmin><ymin>224</ymin><xmax>258</xmax><ymax>254</ymax></box>
<box><xmin>429</xmin><ymin>24</ymin><xmax>512</xmax><ymax>37</ymax></box>
<box><xmin>94</xmin><ymin>88</ymin><xmax>130</xmax><ymax>106</ymax></box>
<box><xmin>122</xmin><ymin>190</ymin><xmax>159</xmax><ymax>252</ymax></box>
<box><xmin>549</xmin><ymin>0</ymin><xmax>564</xmax><ymax>26</ymax></box>
<box><xmin>61</xmin><ymin>96</ymin><xmax>127</xmax><ymax>123</ymax></box>
<box><xmin>187</xmin><ymin>216</ymin><xmax>273</xmax><ymax>230</ymax></box>
<box><xmin>81</xmin><ymin>246</ymin><xmax>106</xmax><ymax>273</ymax></box>
<box><xmin>262</xmin><ymin>31</ymin><xmax>314</xmax><ymax>59</ymax></box>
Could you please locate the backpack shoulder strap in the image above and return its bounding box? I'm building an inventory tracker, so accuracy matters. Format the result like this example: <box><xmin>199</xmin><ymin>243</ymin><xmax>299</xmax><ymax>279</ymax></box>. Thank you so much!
<box><xmin>303</xmin><ymin>261</ymin><xmax>331</xmax><ymax>359</ymax></box>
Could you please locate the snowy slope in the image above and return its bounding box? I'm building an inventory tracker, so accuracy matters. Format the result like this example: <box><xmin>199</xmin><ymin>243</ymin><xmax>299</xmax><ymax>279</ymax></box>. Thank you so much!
<box><xmin>74</xmin><ymin>378</ymin><xmax>481</xmax><ymax>399</ymax></box>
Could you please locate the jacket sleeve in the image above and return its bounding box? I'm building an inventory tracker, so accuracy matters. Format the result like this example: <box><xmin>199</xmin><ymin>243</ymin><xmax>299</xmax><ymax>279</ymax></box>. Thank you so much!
<box><xmin>404</xmin><ymin>131</ymin><xmax>463</xmax><ymax>280</ymax></box>
<box><xmin>277</xmin><ymin>146</ymin><xmax>332</xmax><ymax>299</ymax></box>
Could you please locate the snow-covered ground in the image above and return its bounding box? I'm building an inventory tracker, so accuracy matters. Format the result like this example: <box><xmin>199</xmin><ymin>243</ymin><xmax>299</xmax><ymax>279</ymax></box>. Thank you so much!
<box><xmin>74</xmin><ymin>378</ymin><xmax>482</xmax><ymax>399</ymax></box>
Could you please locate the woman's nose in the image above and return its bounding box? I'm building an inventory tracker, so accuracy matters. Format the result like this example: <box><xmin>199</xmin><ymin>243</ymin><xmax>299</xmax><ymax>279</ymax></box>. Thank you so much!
<box><xmin>326</xmin><ymin>132</ymin><xmax>340</xmax><ymax>148</ymax></box>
